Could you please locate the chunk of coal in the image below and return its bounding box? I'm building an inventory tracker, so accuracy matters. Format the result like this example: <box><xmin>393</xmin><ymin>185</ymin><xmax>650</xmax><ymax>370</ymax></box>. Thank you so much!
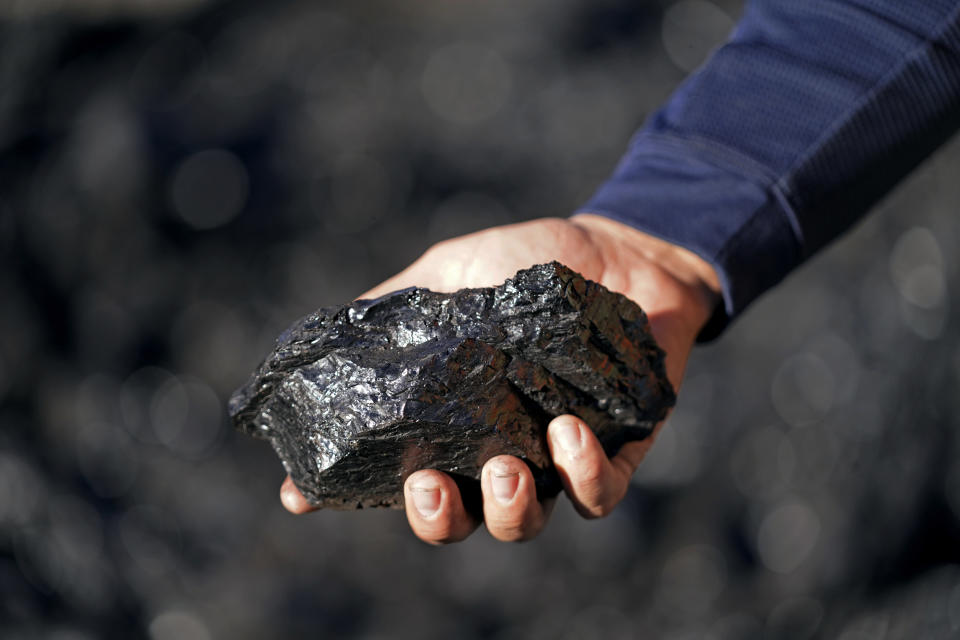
<box><xmin>229</xmin><ymin>262</ymin><xmax>675</xmax><ymax>509</ymax></box>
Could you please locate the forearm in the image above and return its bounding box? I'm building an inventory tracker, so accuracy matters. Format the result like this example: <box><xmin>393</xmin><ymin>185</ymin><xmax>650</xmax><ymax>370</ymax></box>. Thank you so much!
<box><xmin>579</xmin><ymin>0</ymin><xmax>960</xmax><ymax>338</ymax></box>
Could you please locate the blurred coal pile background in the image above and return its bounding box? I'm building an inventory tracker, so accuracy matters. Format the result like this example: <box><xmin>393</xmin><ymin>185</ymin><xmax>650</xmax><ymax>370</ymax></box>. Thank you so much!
<box><xmin>2</xmin><ymin>0</ymin><xmax>960</xmax><ymax>637</ymax></box>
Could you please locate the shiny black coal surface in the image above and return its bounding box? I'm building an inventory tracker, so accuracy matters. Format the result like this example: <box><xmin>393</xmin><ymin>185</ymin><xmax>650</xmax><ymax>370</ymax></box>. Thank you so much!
<box><xmin>231</xmin><ymin>263</ymin><xmax>674</xmax><ymax>508</ymax></box>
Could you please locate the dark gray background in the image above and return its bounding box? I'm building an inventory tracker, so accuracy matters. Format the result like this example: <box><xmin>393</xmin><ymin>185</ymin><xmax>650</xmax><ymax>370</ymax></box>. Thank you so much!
<box><xmin>2</xmin><ymin>1</ymin><xmax>959</xmax><ymax>638</ymax></box>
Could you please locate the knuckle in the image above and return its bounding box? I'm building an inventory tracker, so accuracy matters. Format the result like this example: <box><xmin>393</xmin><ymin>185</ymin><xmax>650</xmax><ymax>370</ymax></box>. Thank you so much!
<box><xmin>610</xmin><ymin>455</ymin><xmax>638</xmax><ymax>482</ymax></box>
<box><xmin>485</xmin><ymin>497</ymin><xmax>541</xmax><ymax>543</ymax></box>
<box><xmin>488</xmin><ymin>521</ymin><xmax>529</xmax><ymax>543</ymax></box>
<box><xmin>485</xmin><ymin>506</ymin><xmax>530</xmax><ymax>542</ymax></box>
<box><xmin>577</xmin><ymin>499</ymin><xmax>615</xmax><ymax>520</ymax></box>
<box><xmin>487</xmin><ymin>514</ymin><xmax>537</xmax><ymax>542</ymax></box>
<box><xmin>617</xmin><ymin>441</ymin><xmax>649</xmax><ymax>468</ymax></box>
<box><xmin>420</xmin><ymin>521</ymin><xmax>461</xmax><ymax>545</ymax></box>
<box><xmin>576</xmin><ymin>506</ymin><xmax>600</xmax><ymax>520</ymax></box>
<box><xmin>569</xmin><ymin>456</ymin><xmax>626</xmax><ymax>520</ymax></box>
<box><xmin>573</xmin><ymin>455</ymin><xmax>607</xmax><ymax>495</ymax></box>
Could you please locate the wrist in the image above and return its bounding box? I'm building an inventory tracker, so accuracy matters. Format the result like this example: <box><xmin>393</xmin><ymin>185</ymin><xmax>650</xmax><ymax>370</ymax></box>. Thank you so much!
<box><xmin>570</xmin><ymin>213</ymin><xmax>722</xmax><ymax>337</ymax></box>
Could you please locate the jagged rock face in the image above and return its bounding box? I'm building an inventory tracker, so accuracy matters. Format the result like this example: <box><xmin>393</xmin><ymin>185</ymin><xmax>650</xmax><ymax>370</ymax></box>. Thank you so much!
<box><xmin>229</xmin><ymin>263</ymin><xmax>675</xmax><ymax>509</ymax></box>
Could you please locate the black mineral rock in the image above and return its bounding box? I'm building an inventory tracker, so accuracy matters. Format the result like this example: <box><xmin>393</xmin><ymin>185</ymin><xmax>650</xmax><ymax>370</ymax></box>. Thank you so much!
<box><xmin>229</xmin><ymin>262</ymin><xmax>675</xmax><ymax>509</ymax></box>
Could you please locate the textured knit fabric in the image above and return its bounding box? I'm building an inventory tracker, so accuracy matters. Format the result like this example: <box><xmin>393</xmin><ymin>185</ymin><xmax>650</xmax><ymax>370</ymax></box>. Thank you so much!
<box><xmin>578</xmin><ymin>0</ymin><xmax>960</xmax><ymax>340</ymax></box>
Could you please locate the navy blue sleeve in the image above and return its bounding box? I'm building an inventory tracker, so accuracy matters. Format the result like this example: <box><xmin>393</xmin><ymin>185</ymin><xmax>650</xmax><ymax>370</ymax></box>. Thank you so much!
<box><xmin>577</xmin><ymin>0</ymin><xmax>960</xmax><ymax>339</ymax></box>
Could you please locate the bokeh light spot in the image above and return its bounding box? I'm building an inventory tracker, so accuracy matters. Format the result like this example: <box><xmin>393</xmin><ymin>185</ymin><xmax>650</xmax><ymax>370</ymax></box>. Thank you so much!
<box><xmin>661</xmin><ymin>0</ymin><xmax>734</xmax><ymax>73</ymax></box>
<box><xmin>0</xmin><ymin>453</ymin><xmax>43</xmax><ymax>527</ymax></box>
<box><xmin>169</xmin><ymin>149</ymin><xmax>249</xmax><ymax>230</ymax></box>
<box><xmin>757</xmin><ymin>500</ymin><xmax>821</xmax><ymax>574</ymax></box>
<box><xmin>889</xmin><ymin>227</ymin><xmax>948</xmax><ymax>339</ymax></box>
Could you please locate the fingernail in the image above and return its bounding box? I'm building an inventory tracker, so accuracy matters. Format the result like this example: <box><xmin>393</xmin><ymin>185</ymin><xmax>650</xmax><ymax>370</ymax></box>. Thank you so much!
<box><xmin>552</xmin><ymin>417</ymin><xmax>582</xmax><ymax>455</ymax></box>
<box><xmin>411</xmin><ymin>485</ymin><xmax>441</xmax><ymax>517</ymax></box>
<box><xmin>490</xmin><ymin>462</ymin><xmax>520</xmax><ymax>505</ymax></box>
<box><xmin>281</xmin><ymin>486</ymin><xmax>298</xmax><ymax>510</ymax></box>
<box><xmin>281</xmin><ymin>483</ymin><xmax>307</xmax><ymax>513</ymax></box>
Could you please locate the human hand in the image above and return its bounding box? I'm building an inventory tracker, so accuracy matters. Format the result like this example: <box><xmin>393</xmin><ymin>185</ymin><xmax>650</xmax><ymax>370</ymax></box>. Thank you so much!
<box><xmin>280</xmin><ymin>214</ymin><xmax>721</xmax><ymax>543</ymax></box>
